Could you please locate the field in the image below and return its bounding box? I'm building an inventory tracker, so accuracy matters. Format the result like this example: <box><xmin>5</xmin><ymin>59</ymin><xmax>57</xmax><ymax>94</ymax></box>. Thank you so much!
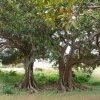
<box><xmin>0</xmin><ymin>86</ymin><xmax>100</xmax><ymax>100</ymax></box>
<box><xmin>0</xmin><ymin>67</ymin><xmax>100</xmax><ymax>100</ymax></box>
<box><xmin>0</xmin><ymin>92</ymin><xmax>100</xmax><ymax>100</ymax></box>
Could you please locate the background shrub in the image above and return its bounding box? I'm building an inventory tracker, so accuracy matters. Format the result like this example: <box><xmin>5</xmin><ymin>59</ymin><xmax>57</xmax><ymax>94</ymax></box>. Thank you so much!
<box><xmin>2</xmin><ymin>85</ymin><xmax>14</xmax><ymax>94</ymax></box>
<box><xmin>74</xmin><ymin>72</ymin><xmax>91</xmax><ymax>83</ymax></box>
<box><xmin>35</xmin><ymin>71</ymin><xmax>58</xmax><ymax>85</ymax></box>
<box><xmin>8</xmin><ymin>71</ymin><xmax>17</xmax><ymax>76</ymax></box>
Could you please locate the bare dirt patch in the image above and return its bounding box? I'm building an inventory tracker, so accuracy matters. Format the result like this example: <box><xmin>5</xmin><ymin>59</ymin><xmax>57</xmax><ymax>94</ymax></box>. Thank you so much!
<box><xmin>0</xmin><ymin>93</ymin><xmax>100</xmax><ymax>100</ymax></box>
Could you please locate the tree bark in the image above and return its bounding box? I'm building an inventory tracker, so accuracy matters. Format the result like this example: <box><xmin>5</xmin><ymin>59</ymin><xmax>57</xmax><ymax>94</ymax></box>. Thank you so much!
<box><xmin>58</xmin><ymin>58</ymin><xmax>88</xmax><ymax>91</ymax></box>
<box><xmin>58</xmin><ymin>59</ymin><xmax>74</xmax><ymax>91</ymax></box>
<box><xmin>16</xmin><ymin>57</ymin><xmax>38</xmax><ymax>92</ymax></box>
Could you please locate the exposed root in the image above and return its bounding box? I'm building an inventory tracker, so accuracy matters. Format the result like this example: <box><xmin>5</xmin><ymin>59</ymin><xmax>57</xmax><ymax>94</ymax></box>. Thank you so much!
<box><xmin>72</xmin><ymin>79</ymin><xmax>89</xmax><ymax>90</ymax></box>
<box><xmin>15</xmin><ymin>81</ymin><xmax>39</xmax><ymax>93</ymax></box>
<box><xmin>58</xmin><ymin>79</ymin><xmax>89</xmax><ymax>92</ymax></box>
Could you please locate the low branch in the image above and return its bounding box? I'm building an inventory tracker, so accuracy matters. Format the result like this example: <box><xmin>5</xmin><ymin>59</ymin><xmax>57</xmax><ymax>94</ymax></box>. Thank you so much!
<box><xmin>78</xmin><ymin>56</ymin><xmax>100</xmax><ymax>65</ymax></box>
<box><xmin>87</xmin><ymin>6</ymin><xmax>100</xmax><ymax>9</ymax></box>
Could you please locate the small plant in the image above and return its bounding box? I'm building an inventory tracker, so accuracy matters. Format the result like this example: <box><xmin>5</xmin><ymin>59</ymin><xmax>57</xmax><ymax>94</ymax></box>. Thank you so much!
<box><xmin>2</xmin><ymin>85</ymin><xmax>14</xmax><ymax>94</ymax></box>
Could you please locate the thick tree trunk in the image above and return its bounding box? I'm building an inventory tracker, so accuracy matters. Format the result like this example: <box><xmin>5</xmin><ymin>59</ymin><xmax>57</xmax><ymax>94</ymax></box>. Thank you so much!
<box><xmin>16</xmin><ymin>57</ymin><xmax>38</xmax><ymax>92</ymax></box>
<box><xmin>63</xmin><ymin>62</ymin><xmax>74</xmax><ymax>91</ymax></box>
<box><xmin>58</xmin><ymin>58</ymin><xmax>88</xmax><ymax>91</ymax></box>
<box><xmin>58</xmin><ymin>60</ymin><xmax>73</xmax><ymax>91</ymax></box>
<box><xmin>58</xmin><ymin>57</ymin><xmax>66</xmax><ymax>90</ymax></box>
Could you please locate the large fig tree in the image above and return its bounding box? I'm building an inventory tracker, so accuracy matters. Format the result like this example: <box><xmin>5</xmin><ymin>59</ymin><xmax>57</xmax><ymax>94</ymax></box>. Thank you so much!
<box><xmin>0</xmin><ymin>0</ymin><xmax>50</xmax><ymax>92</ymax></box>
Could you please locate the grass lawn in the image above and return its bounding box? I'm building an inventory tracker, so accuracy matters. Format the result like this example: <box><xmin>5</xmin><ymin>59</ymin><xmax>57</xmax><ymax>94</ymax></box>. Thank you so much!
<box><xmin>0</xmin><ymin>90</ymin><xmax>100</xmax><ymax>100</ymax></box>
<box><xmin>0</xmin><ymin>68</ymin><xmax>100</xmax><ymax>100</ymax></box>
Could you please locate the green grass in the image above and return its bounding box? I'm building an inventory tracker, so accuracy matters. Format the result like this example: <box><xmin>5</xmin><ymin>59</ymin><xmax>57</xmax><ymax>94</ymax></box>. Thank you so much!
<box><xmin>0</xmin><ymin>70</ymin><xmax>59</xmax><ymax>95</ymax></box>
<box><xmin>0</xmin><ymin>71</ymin><xmax>26</xmax><ymax>95</ymax></box>
<box><xmin>0</xmin><ymin>71</ymin><xmax>22</xmax><ymax>85</ymax></box>
<box><xmin>88</xmin><ymin>77</ymin><xmax>100</xmax><ymax>85</ymax></box>
<box><xmin>41</xmin><ymin>85</ymin><xmax>100</xmax><ymax>96</ymax></box>
<box><xmin>0</xmin><ymin>70</ymin><xmax>100</xmax><ymax>95</ymax></box>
